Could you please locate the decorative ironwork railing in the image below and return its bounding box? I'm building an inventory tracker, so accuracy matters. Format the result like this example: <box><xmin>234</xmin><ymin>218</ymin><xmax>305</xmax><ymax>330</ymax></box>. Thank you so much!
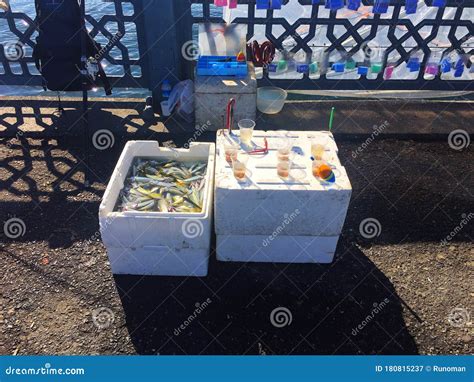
<box><xmin>192</xmin><ymin>0</ymin><xmax>474</xmax><ymax>90</ymax></box>
<box><xmin>0</xmin><ymin>0</ymin><xmax>148</xmax><ymax>88</ymax></box>
<box><xmin>0</xmin><ymin>0</ymin><xmax>473</xmax><ymax>92</ymax></box>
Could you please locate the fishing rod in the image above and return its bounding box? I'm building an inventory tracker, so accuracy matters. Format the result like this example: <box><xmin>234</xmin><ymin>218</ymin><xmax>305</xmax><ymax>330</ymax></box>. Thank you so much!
<box><xmin>79</xmin><ymin>0</ymin><xmax>90</xmax><ymax>187</ymax></box>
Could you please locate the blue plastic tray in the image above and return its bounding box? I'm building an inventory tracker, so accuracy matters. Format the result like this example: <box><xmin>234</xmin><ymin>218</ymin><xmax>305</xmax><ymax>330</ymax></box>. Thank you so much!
<box><xmin>197</xmin><ymin>56</ymin><xmax>248</xmax><ymax>77</ymax></box>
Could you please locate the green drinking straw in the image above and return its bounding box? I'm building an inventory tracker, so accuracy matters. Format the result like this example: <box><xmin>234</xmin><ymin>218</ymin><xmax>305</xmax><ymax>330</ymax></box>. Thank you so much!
<box><xmin>328</xmin><ymin>107</ymin><xmax>335</xmax><ymax>131</ymax></box>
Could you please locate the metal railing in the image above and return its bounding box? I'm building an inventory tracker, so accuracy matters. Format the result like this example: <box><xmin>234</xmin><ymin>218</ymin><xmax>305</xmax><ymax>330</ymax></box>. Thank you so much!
<box><xmin>0</xmin><ymin>0</ymin><xmax>149</xmax><ymax>88</ymax></box>
<box><xmin>192</xmin><ymin>0</ymin><xmax>473</xmax><ymax>90</ymax></box>
<box><xmin>0</xmin><ymin>0</ymin><xmax>473</xmax><ymax>93</ymax></box>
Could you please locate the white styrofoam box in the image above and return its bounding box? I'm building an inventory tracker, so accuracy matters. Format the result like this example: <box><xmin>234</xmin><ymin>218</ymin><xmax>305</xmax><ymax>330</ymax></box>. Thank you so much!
<box><xmin>105</xmin><ymin>247</ymin><xmax>210</xmax><ymax>277</ymax></box>
<box><xmin>99</xmin><ymin>141</ymin><xmax>215</xmax><ymax>276</ymax></box>
<box><xmin>194</xmin><ymin>63</ymin><xmax>257</xmax><ymax>131</ymax></box>
<box><xmin>215</xmin><ymin>130</ymin><xmax>352</xmax><ymax>236</ymax></box>
<box><xmin>216</xmin><ymin>234</ymin><xmax>339</xmax><ymax>263</ymax></box>
<box><xmin>214</xmin><ymin>130</ymin><xmax>351</xmax><ymax>263</ymax></box>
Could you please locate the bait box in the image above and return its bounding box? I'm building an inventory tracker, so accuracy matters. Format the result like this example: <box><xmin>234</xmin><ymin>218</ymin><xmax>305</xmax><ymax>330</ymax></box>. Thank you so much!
<box><xmin>195</xmin><ymin>62</ymin><xmax>256</xmax><ymax>131</ymax></box>
<box><xmin>214</xmin><ymin>130</ymin><xmax>352</xmax><ymax>263</ymax></box>
<box><xmin>197</xmin><ymin>56</ymin><xmax>248</xmax><ymax>77</ymax></box>
<box><xmin>99</xmin><ymin>141</ymin><xmax>215</xmax><ymax>276</ymax></box>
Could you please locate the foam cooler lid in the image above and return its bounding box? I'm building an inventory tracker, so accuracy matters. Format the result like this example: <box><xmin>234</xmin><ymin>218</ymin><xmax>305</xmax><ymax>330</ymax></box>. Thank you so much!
<box><xmin>215</xmin><ymin>130</ymin><xmax>351</xmax><ymax>192</ymax></box>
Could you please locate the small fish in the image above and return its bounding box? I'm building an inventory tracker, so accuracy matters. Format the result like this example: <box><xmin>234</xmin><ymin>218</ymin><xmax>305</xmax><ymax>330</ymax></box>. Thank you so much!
<box><xmin>192</xmin><ymin>163</ymin><xmax>207</xmax><ymax>173</ymax></box>
<box><xmin>117</xmin><ymin>158</ymin><xmax>207</xmax><ymax>213</ymax></box>
<box><xmin>137</xmin><ymin>200</ymin><xmax>155</xmax><ymax>211</ymax></box>
<box><xmin>165</xmin><ymin>188</ymin><xmax>182</xmax><ymax>196</ymax></box>
<box><xmin>172</xmin><ymin>196</ymin><xmax>184</xmax><ymax>205</ymax></box>
<box><xmin>158</xmin><ymin>199</ymin><xmax>169</xmax><ymax>212</ymax></box>
<box><xmin>185</xmin><ymin>192</ymin><xmax>201</xmax><ymax>209</ymax></box>
<box><xmin>134</xmin><ymin>178</ymin><xmax>175</xmax><ymax>188</ymax></box>
<box><xmin>136</xmin><ymin>186</ymin><xmax>152</xmax><ymax>195</ymax></box>
<box><xmin>145</xmin><ymin>174</ymin><xmax>167</xmax><ymax>181</ymax></box>
<box><xmin>163</xmin><ymin>161</ymin><xmax>178</xmax><ymax>168</ymax></box>
<box><xmin>181</xmin><ymin>175</ymin><xmax>203</xmax><ymax>183</ymax></box>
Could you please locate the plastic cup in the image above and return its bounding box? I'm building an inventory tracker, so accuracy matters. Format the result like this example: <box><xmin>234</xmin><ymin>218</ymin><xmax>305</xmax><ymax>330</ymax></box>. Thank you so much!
<box><xmin>161</xmin><ymin>100</ymin><xmax>171</xmax><ymax>117</ymax></box>
<box><xmin>231</xmin><ymin>152</ymin><xmax>249</xmax><ymax>181</ymax></box>
<box><xmin>312</xmin><ymin>160</ymin><xmax>333</xmax><ymax>181</ymax></box>
<box><xmin>276</xmin><ymin>147</ymin><xmax>294</xmax><ymax>179</ymax></box>
<box><xmin>383</xmin><ymin>65</ymin><xmax>394</xmax><ymax>80</ymax></box>
<box><xmin>224</xmin><ymin>140</ymin><xmax>239</xmax><ymax>163</ymax></box>
<box><xmin>238</xmin><ymin>119</ymin><xmax>255</xmax><ymax>144</ymax></box>
<box><xmin>278</xmin><ymin>146</ymin><xmax>295</xmax><ymax>163</ymax></box>
<box><xmin>275</xmin><ymin>136</ymin><xmax>293</xmax><ymax>161</ymax></box>
<box><xmin>371</xmin><ymin>63</ymin><xmax>383</xmax><ymax>74</ymax></box>
<box><xmin>277</xmin><ymin>160</ymin><xmax>291</xmax><ymax>180</ymax></box>
<box><xmin>311</xmin><ymin>135</ymin><xmax>329</xmax><ymax>160</ymax></box>
<box><xmin>277</xmin><ymin>59</ymin><xmax>288</xmax><ymax>71</ymax></box>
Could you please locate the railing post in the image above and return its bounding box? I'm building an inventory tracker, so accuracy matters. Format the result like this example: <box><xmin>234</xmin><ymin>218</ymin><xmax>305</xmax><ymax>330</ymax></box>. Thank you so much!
<box><xmin>140</xmin><ymin>0</ymin><xmax>193</xmax><ymax>110</ymax></box>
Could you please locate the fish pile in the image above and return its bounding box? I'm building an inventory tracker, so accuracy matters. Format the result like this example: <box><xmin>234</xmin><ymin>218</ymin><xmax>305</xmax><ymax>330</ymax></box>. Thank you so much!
<box><xmin>116</xmin><ymin>158</ymin><xmax>207</xmax><ymax>213</ymax></box>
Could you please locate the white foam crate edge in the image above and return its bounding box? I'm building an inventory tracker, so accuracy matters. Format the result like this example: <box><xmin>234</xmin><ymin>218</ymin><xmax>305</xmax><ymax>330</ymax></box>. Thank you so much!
<box><xmin>100</xmin><ymin>141</ymin><xmax>214</xmax><ymax>217</ymax></box>
<box><xmin>99</xmin><ymin>141</ymin><xmax>215</xmax><ymax>264</ymax></box>
<box><xmin>216</xmin><ymin>234</ymin><xmax>338</xmax><ymax>263</ymax></box>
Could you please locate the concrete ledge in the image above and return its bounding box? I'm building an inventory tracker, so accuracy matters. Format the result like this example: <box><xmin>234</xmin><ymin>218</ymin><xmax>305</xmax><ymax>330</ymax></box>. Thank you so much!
<box><xmin>194</xmin><ymin>65</ymin><xmax>257</xmax><ymax>95</ymax></box>
<box><xmin>1</xmin><ymin>97</ymin><xmax>473</xmax><ymax>138</ymax></box>
<box><xmin>257</xmin><ymin>99</ymin><xmax>474</xmax><ymax>136</ymax></box>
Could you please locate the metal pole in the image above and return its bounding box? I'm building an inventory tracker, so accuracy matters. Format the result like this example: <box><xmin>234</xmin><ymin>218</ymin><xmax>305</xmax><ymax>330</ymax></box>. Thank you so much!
<box><xmin>141</xmin><ymin>0</ymin><xmax>193</xmax><ymax>110</ymax></box>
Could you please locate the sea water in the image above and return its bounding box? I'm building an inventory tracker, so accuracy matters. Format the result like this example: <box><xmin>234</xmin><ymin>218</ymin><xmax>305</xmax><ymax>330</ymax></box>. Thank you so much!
<box><xmin>0</xmin><ymin>1</ymin><xmax>220</xmax><ymax>96</ymax></box>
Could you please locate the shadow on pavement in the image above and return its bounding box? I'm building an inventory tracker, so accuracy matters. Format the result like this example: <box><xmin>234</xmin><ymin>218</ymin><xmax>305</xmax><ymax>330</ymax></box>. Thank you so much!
<box><xmin>115</xmin><ymin>238</ymin><xmax>419</xmax><ymax>355</ymax></box>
